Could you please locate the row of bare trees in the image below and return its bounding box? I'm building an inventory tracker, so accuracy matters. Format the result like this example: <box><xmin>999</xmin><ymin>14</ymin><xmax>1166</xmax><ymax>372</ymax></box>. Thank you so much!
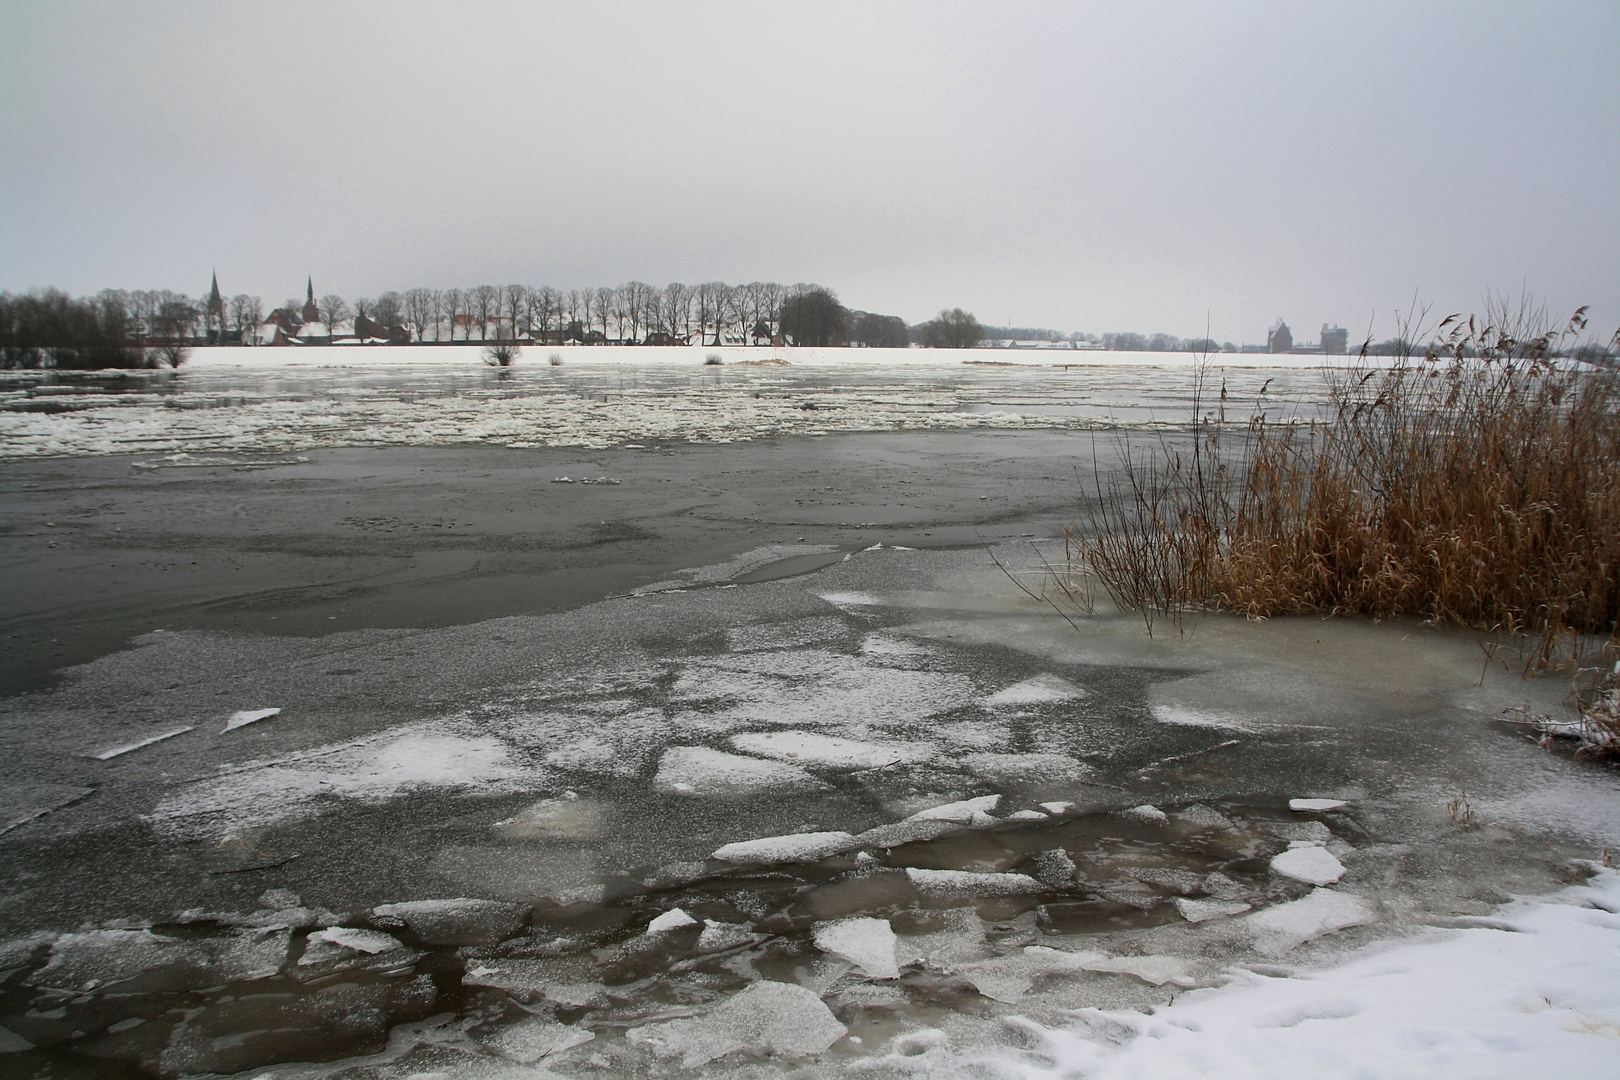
<box><xmin>306</xmin><ymin>281</ymin><xmax>815</xmax><ymax>346</ymax></box>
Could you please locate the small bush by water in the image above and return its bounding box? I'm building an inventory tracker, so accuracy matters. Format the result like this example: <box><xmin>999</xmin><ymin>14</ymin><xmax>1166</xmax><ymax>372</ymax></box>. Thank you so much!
<box><xmin>1070</xmin><ymin>301</ymin><xmax>1619</xmax><ymax>672</ymax></box>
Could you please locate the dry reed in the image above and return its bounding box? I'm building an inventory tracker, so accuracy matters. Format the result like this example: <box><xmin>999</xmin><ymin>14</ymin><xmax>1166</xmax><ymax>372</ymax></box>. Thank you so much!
<box><xmin>1070</xmin><ymin>299</ymin><xmax>1620</xmax><ymax>674</ymax></box>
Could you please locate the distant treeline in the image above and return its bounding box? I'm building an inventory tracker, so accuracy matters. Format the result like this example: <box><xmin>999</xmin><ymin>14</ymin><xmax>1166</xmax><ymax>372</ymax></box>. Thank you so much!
<box><xmin>0</xmin><ymin>288</ymin><xmax>204</xmax><ymax>369</ymax></box>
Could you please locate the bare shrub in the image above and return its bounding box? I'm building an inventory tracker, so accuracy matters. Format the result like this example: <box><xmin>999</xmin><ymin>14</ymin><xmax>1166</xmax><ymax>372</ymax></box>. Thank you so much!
<box><xmin>482</xmin><ymin>333</ymin><xmax>521</xmax><ymax>367</ymax></box>
<box><xmin>704</xmin><ymin>353</ymin><xmax>723</xmax><ymax>365</ymax></box>
<box><xmin>1069</xmin><ymin>300</ymin><xmax>1620</xmax><ymax>671</ymax></box>
<box><xmin>548</xmin><ymin>351</ymin><xmax>563</xmax><ymax>366</ymax></box>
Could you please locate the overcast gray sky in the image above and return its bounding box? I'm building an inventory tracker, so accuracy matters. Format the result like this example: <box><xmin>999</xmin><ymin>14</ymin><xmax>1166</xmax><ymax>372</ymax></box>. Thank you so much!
<box><xmin>2</xmin><ymin>1</ymin><xmax>1615</xmax><ymax>342</ymax></box>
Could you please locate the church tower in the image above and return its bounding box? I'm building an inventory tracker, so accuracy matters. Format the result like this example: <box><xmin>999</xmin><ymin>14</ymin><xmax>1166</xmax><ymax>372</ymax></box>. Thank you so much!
<box><xmin>302</xmin><ymin>277</ymin><xmax>320</xmax><ymax>324</ymax></box>
<box><xmin>205</xmin><ymin>270</ymin><xmax>225</xmax><ymax>343</ymax></box>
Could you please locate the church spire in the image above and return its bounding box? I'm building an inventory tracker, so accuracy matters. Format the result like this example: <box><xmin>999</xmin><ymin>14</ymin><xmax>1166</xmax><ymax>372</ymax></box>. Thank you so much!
<box><xmin>302</xmin><ymin>275</ymin><xmax>320</xmax><ymax>324</ymax></box>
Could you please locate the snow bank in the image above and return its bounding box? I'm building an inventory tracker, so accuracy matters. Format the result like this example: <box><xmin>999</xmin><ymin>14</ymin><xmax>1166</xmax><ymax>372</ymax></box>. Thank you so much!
<box><xmin>961</xmin><ymin>867</ymin><xmax>1620</xmax><ymax>1080</ymax></box>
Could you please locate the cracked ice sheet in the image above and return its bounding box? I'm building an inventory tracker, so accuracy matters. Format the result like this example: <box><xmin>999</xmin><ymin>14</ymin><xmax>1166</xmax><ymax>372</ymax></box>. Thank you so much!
<box><xmin>144</xmin><ymin>721</ymin><xmax>535</xmax><ymax>839</ymax></box>
<box><xmin>671</xmin><ymin>649</ymin><xmax>976</xmax><ymax>730</ymax></box>
<box><xmin>954</xmin><ymin>868</ymin><xmax>1620</xmax><ymax>1080</ymax></box>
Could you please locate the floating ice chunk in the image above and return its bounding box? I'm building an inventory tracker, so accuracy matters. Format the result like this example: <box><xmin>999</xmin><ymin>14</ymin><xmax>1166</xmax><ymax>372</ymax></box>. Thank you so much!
<box><xmin>1039</xmin><ymin>801</ymin><xmax>1075</xmax><ymax>815</ymax></box>
<box><xmin>855</xmin><ymin>818</ymin><xmax>962</xmax><ymax>848</ymax></box>
<box><xmin>819</xmin><ymin>591</ymin><xmax>882</xmax><ymax>608</ymax></box>
<box><xmin>647</xmin><ymin>908</ymin><xmax>699</xmax><ymax>935</ymax></box>
<box><xmin>1124</xmin><ymin>867</ymin><xmax>1204</xmax><ymax>895</ymax></box>
<box><xmin>222</xmin><ymin>708</ymin><xmax>280</xmax><ymax>732</ymax></box>
<box><xmin>1270</xmin><ymin>845</ymin><xmax>1347</xmax><ymax>886</ymax></box>
<box><xmin>303</xmin><ymin>927</ymin><xmax>400</xmax><ymax>957</ymax></box>
<box><xmin>1176</xmin><ymin>804</ymin><xmax>1236</xmax><ymax>829</ymax></box>
<box><xmin>984</xmin><ymin>674</ymin><xmax>1087</xmax><ymax>707</ymax></box>
<box><xmin>730</xmin><ymin>730</ymin><xmax>933</xmax><ymax>770</ymax></box>
<box><xmin>28</xmin><ymin>929</ymin><xmax>209</xmax><ymax>994</ymax></box>
<box><xmin>1290</xmin><ymin>797</ymin><xmax>1349</xmax><ymax>812</ymax></box>
<box><xmin>698</xmin><ymin>920</ymin><xmax>759</xmax><ymax>953</ymax></box>
<box><xmin>1265</xmin><ymin>819</ymin><xmax>1334</xmax><ymax>843</ymax></box>
<box><xmin>205</xmin><ymin>927</ymin><xmax>291</xmax><ymax>982</ymax></box>
<box><xmin>1029</xmin><ymin>849</ymin><xmax>1078</xmax><ymax>889</ymax></box>
<box><xmin>1174</xmin><ymin>897</ymin><xmax>1253</xmax><ymax>923</ymax></box>
<box><xmin>654</xmin><ymin>746</ymin><xmax>825</xmax><ymax>797</ymax></box>
<box><xmin>1119</xmin><ymin>804</ymin><xmax>1169</xmax><ymax>825</ymax></box>
<box><xmin>959</xmin><ymin>946</ymin><xmax>1103</xmax><ymax>1002</ymax></box>
<box><xmin>0</xmin><ymin>1025</ymin><xmax>32</xmax><ymax>1052</ymax></box>
<box><xmin>1083</xmin><ymin>952</ymin><xmax>1195</xmax><ymax>986</ymax></box>
<box><xmin>906</xmin><ymin>868</ymin><xmax>1045</xmax><ymax>897</ymax></box>
<box><xmin>813</xmin><ymin>917</ymin><xmax>900</xmax><ymax>979</ymax></box>
<box><xmin>968</xmin><ymin>810</ymin><xmax>998</xmax><ymax>827</ymax></box>
<box><xmin>484</xmin><ymin>1015</ymin><xmax>595</xmax><ymax>1063</ymax></box>
<box><xmin>626</xmin><ymin>980</ymin><xmax>847</xmax><ymax>1068</ymax></box>
<box><xmin>712</xmin><ymin>831</ymin><xmax>858</xmax><ymax>865</ymax></box>
<box><xmin>908</xmin><ymin>794</ymin><xmax>1000</xmax><ymax>823</ymax></box>
<box><xmin>91</xmin><ymin>726</ymin><xmax>194</xmax><ymax>760</ymax></box>
<box><xmin>963</xmin><ymin>752</ymin><xmax>1088</xmax><ymax>785</ymax></box>
<box><xmin>369</xmin><ymin>898</ymin><xmax>528</xmax><ymax>946</ymax></box>
<box><xmin>1246</xmin><ymin>888</ymin><xmax>1372</xmax><ymax>955</ymax></box>
<box><xmin>493</xmin><ymin>797</ymin><xmax>604</xmax><ymax>840</ymax></box>
<box><xmin>1006</xmin><ymin>809</ymin><xmax>1048</xmax><ymax>822</ymax></box>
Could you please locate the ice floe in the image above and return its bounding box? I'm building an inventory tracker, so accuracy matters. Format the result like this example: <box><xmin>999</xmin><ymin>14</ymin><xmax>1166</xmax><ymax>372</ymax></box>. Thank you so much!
<box><xmin>1175</xmin><ymin>897</ymin><xmax>1254</xmax><ymax>923</ymax></box>
<box><xmin>1246</xmin><ymin>888</ymin><xmax>1372</xmax><ymax>955</ymax></box>
<box><xmin>711</xmin><ymin>831</ymin><xmax>858</xmax><ymax>865</ymax></box>
<box><xmin>625</xmin><ymin>979</ymin><xmax>846</xmax><ymax>1068</ymax></box>
<box><xmin>653</xmin><ymin>745</ymin><xmax>826</xmax><ymax>796</ymax></box>
<box><xmin>729</xmin><ymin>730</ymin><xmax>933</xmax><ymax>769</ymax></box>
<box><xmin>1290</xmin><ymin>797</ymin><xmax>1350</xmax><ymax>811</ymax></box>
<box><xmin>492</xmin><ymin>796</ymin><xmax>605</xmax><ymax>840</ymax></box>
<box><xmin>646</xmin><ymin>908</ymin><xmax>699</xmax><ymax>935</ymax></box>
<box><xmin>905</xmin><ymin>868</ymin><xmax>1046</xmax><ymax>897</ymax></box>
<box><xmin>813</xmin><ymin>917</ymin><xmax>900</xmax><ymax>979</ymax></box>
<box><xmin>962</xmin><ymin>752</ymin><xmax>1088</xmax><ymax>785</ymax></box>
<box><xmin>91</xmin><ymin>725</ymin><xmax>193</xmax><ymax>760</ymax></box>
<box><xmin>908</xmin><ymin>794</ymin><xmax>1001</xmax><ymax>822</ymax></box>
<box><xmin>222</xmin><ymin>708</ymin><xmax>280</xmax><ymax>732</ymax></box>
<box><xmin>369</xmin><ymin>898</ymin><xmax>527</xmax><ymax>946</ymax></box>
<box><xmin>1270</xmin><ymin>844</ymin><xmax>1348</xmax><ymax>886</ymax></box>
<box><xmin>1118</xmin><ymin>803</ymin><xmax>1169</xmax><ymax>825</ymax></box>
<box><xmin>484</xmin><ymin>1015</ymin><xmax>595</xmax><ymax>1063</ymax></box>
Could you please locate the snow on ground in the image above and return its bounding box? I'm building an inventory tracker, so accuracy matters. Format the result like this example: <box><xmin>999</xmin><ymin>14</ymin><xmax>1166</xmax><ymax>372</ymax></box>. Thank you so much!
<box><xmin>922</xmin><ymin>866</ymin><xmax>1620</xmax><ymax>1080</ymax></box>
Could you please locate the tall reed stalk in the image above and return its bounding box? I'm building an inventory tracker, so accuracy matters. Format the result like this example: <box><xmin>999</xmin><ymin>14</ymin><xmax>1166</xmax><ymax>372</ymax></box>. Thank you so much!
<box><xmin>1071</xmin><ymin>300</ymin><xmax>1619</xmax><ymax>672</ymax></box>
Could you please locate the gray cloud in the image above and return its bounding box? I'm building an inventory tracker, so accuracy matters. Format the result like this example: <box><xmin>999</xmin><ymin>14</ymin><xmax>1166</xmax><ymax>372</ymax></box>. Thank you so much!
<box><xmin>2</xmin><ymin>0</ymin><xmax>1615</xmax><ymax>340</ymax></box>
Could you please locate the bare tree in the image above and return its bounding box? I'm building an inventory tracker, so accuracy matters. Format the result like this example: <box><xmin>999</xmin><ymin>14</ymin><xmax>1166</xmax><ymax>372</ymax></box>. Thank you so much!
<box><xmin>401</xmin><ymin>288</ymin><xmax>431</xmax><ymax>342</ymax></box>
<box><xmin>373</xmin><ymin>291</ymin><xmax>403</xmax><ymax>333</ymax></box>
<box><xmin>318</xmin><ymin>294</ymin><xmax>351</xmax><ymax>338</ymax></box>
<box><xmin>353</xmin><ymin>297</ymin><xmax>373</xmax><ymax>322</ymax></box>
<box><xmin>595</xmin><ymin>286</ymin><xmax>616</xmax><ymax>342</ymax></box>
<box><xmin>228</xmin><ymin>295</ymin><xmax>261</xmax><ymax>343</ymax></box>
<box><xmin>502</xmin><ymin>284</ymin><xmax>528</xmax><ymax>339</ymax></box>
<box><xmin>469</xmin><ymin>284</ymin><xmax>498</xmax><ymax>341</ymax></box>
<box><xmin>442</xmin><ymin>288</ymin><xmax>465</xmax><ymax>342</ymax></box>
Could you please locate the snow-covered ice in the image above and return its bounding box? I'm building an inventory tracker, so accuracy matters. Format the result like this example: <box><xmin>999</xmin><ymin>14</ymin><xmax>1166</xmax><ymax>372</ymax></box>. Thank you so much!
<box><xmin>646</xmin><ymin>908</ymin><xmax>698</xmax><ymax>935</ymax></box>
<box><xmin>222</xmin><ymin>708</ymin><xmax>280</xmax><ymax>732</ymax></box>
<box><xmin>653</xmin><ymin>745</ymin><xmax>826</xmax><ymax>796</ymax></box>
<box><xmin>905</xmin><ymin>868</ymin><xmax>1046</xmax><ymax>897</ymax></box>
<box><xmin>1246</xmin><ymin>888</ymin><xmax>1372</xmax><ymax>955</ymax></box>
<box><xmin>813</xmin><ymin>917</ymin><xmax>901</xmax><ymax>979</ymax></box>
<box><xmin>484</xmin><ymin>1015</ymin><xmax>595</xmax><ymax>1063</ymax></box>
<box><xmin>368</xmin><ymin>898</ymin><xmax>527</xmax><ymax>945</ymax></box>
<box><xmin>908</xmin><ymin>794</ymin><xmax>1001</xmax><ymax>822</ymax></box>
<box><xmin>729</xmin><ymin>730</ymin><xmax>933</xmax><ymax>769</ymax></box>
<box><xmin>625</xmin><ymin>979</ymin><xmax>846</xmax><ymax>1068</ymax></box>
<box><xmin>1291</xmin><ymin>797</ymin><xmax>1350</xmax><ymax>811</ymax></box>
<box><xmin>711</xmin><ymin>831</ymin><xmax>858</xmax><ymax>865</ymax></box>
<box><xmin>1119</xmin><ymin>803</ymin><xmax>1169</xmax><ymax>825</ymax></box>
<box><xmin>91</xmin><ymin>725</ymin><xmax>193</xmax><ymax>760</ymax></box>
<box><xmin>1174</xmin><ymin>897</ymin><xmax>1254</xmax><ymax>923</ymax></box>
<box><xmin>1270</xmin><ymin>843</ymin><xmax>1348</xmax><ymax>886</ymax></box>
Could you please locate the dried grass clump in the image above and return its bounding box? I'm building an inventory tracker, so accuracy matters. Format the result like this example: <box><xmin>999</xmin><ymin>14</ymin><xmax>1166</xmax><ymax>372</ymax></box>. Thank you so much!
<box><xmin>1072</xmin><ymin>300</ymin><xmax>1619</xmax><ymax>671</ymax></box>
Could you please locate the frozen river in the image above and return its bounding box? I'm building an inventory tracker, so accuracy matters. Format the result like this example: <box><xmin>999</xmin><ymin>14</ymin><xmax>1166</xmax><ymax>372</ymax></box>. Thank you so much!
<box><xmin>0</xmin><ymin>352</ymin><xmax>1615</xmax><ymax>1078</ymax></box>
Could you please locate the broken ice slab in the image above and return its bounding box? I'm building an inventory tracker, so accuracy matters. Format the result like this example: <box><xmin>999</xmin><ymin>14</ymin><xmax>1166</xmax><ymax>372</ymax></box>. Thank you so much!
<box><xmin>729</xmin><ymin>730</ymin><xmax>935</xmax><ymax>769</ymax></box>
<box><xmin>1029</xmin><ymin>849</ymin><xmax>1078</xmax><ymax>889</ymax></box>
<box><xmin>493</xmin><ymin>796</ymin><xmax>605</xmax><ymax>840</ymax></box>
<box><xmin>653</xmin><ymin>745</ymin><xmax>827</xmax><ymax>797</ymax></box>
<box><xmin>369</xmin><ymin>898</ymin><xmax>528</xmax><ymax>946</ymax></box>
<box><xmin>960</xmin><ymin>946</ymin><xmax>1194</xmax><ymax>1003</ymax></box>
<box><xmin>896</xmin><ymin>907</ymin><xmax>991</xmax><ymax>969</ymax></box>
<box><xmin>293</xmin><ymin>927</ymin><xmax>422</xmax><ymax>981</ymax></box>
<box><xmin>854</xmin><ymin>817</ymin><xmax>962</xmax><ymax>848</ymax></box>
<box><xmin>905</xmin><ymin>868</ymin><xmax>1045</xmax><ymax>898</ymax></box>
<box><xmin>1174</xmin><ymin>897</ymin><xmax>1253</xmax><ymax>923</ymax></box>
<box><xmin>484</xmin><ymin>1014</ymin><xmax>595</xmax><ymax>1063</ymax></box>
<box><xmin>1039</xmin><ymin>800</ymin><xmax>1075</xmax><ymax>815</ymax></box>
<box><xmin>1176</xmin><ymin>804</ymin><xmax>1236</xmax><ymax>830</ymax></box>
<box><xmin>1290</xmin><ymin>797</ymin><xmax>1350</xmax><ymax>812</ymax></box>
<box><xmin>27</xmin><ymin>929</ymin><xmax>213</xmax><ymax>994</ymax></box>
<box><xmin>625</xmin><ymin>980</ymin><xmax>846</xmax><ymax>1068</ymax></box>
<box><xmin>1246</xmin><ymin>888</ymin><xmax>1372</xmax><ymax>955</ymax></box>
<box><xmin>1005</xmin><ymin>809</ymin><xmax>1048</xmax><ymax>822</ymax></box>
<box><xmin>647</xmin><ymin>908</ymin><xmax>699</xmax><ymax>935</ymax></box>
<box><xmin>696</xmin><ymin>920</ymin><xmax>760</xmax><ymax>953</ymax></box>
<box><xmin>1118</xmin><ymin>804</ymin><xmax>1169</xmax><ymax>825</ymax></box>
<box><xmin>1270</xmin><ymin>844</ymin><xmax>1347</xmax><ymax>886</ymax></box>
<box><xmin>90</xmin><ymin>725</ymin><xmax>193</xmax><ymax>760</ymax></box>
<box><xmin>813</xmin><ymin>917</ymin><xmax>900</xmax><ymax>979</ymax></box>
<box><xmin>711</xmin><ymin>831</ymin><xmax>859</xmax><ymax>865</ymax></box>
<box><xmin>222</xmin><ymin>708</ymin><xmax>280</xmax><ymax>732</ymax></box>
<box><xmin>908</xmin><ymin>794</ymin><xmax>1000</xmax><ymax>822</ymax></box>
